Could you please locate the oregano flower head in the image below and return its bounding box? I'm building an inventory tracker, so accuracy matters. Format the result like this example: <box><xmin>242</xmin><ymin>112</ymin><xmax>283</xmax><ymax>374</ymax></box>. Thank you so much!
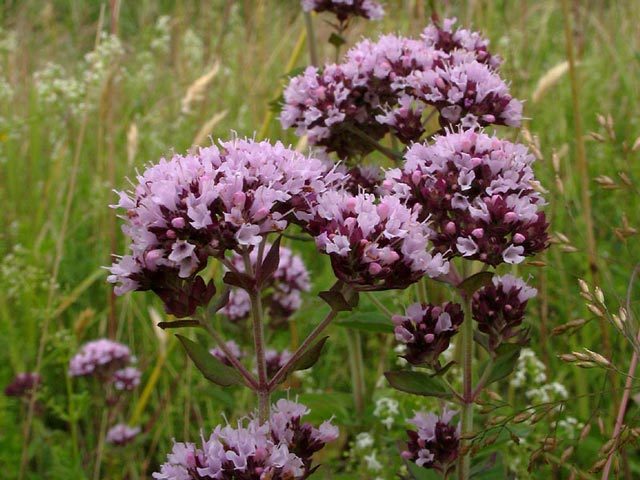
<box><xmin>153</xmin><ymin>400</ymin><xmax>339</xmax><ymax>480</ymax></box>
<box><xmin>301</xmin><ymin>0</ymin><xmax>385</xmax><ymax>22</ymax></box>
<box><xmin>108</xmin><ymin>138</ymin><xmax>341</xmax><ymax>316</ymax></box>
<box><xmin>393</xmin><ymin>302</ymin><xmax>464</xmax><ymax>366</ymax></box>
<box><xmin>384</xmin><ymin>129</ymin><xmax>548</xmax><ymax>266</ymax></box>
<box><xmin>304</xmin><ymin>190</ymin><xmax>449</xmax><ymax>290</ymax></box>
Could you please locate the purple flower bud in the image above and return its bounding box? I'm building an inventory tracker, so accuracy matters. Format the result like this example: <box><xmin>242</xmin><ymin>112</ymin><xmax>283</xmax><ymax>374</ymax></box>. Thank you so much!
<box><xmin>5</xmin><ymin>372</ymin><xmax>41</xmax><ymax>398</ymax></box>
<box><xmin>106</xmin><ymin>424</ymin><xmax>140</xmax><ymax>446</ymax></box>
<box><xmin>393</xmin><ymin>302</ymin><xmax>463</xmax><ymax>365</ymax></box>
<box><xmin>170</xmin><ymin>217</ymin><xmax>186</xmax><ymax>229</ymax></box>
<box><xmin>472</xmin><ymin>275</ymin><xmax>537</xmax><ymax>350</ymax></box>
<box><xmin>404</xmin><ymin>408</ymin><xmax>460</xmax><ymax>474</ymax></box>
<box><xmin>301</xmin><ymin>0</ymin><xmax>385</xmax><ymax>22</ymax></box>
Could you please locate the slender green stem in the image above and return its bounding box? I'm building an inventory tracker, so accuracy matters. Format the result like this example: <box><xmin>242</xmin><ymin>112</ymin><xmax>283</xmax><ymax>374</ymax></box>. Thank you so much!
<box><xmin>341</xmin><ymin>123</ymin><xmax>403</xmax><ymax>163</ymax></box>
<box><xmin>249</xmin><ymin>288</ymin><xmax>270</xmax><ymax>423</ymax></box>
<box><xmin>472</xmin><ymin>358</ymin><xmax>493</xmax><ymax>399</ymax></box>
<box><xmin>345</xmin><ymin>331</ymin><xmax>366</xmax><ymax>415</ymax></box>
<box><xmin>65</xmin><ymin>371</ymin><xmax>80</xmax><ymax>466</ymax></box>
<box><xmin>92</xmin><ymin>406</ymin><xmax>108</xmax><ymax>480</ymax></box>
<box><xmin>200</xmin><ymin>320</ymin><xmax>259</xmax><ymax>390</ymax></box>
<box><xmin>366</xmin><ymin>292</ymin><xmax>393</xmax><ymax>319</ymax></box>
<box><xmin>240</xmin><ymin>246</ymin><xmax>270</xmax><ymax>422</ymax></box>
<box><xmin>269</xmin><ymin>309</ymin><xmax>338</xmax><ymax>389</ymax></box>
<box><xmin>458</xmin><ymin>295</ymin><xmax>474</xmax><ymax>480</ymax></box>
<box><xmin>303</xmin><ymin>11</ymin><xmax>318</xmax><ymax>66</ymax></box>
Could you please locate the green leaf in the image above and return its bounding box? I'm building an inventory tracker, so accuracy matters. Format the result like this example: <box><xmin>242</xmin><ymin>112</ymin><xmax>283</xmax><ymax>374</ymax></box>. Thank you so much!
<box><xmin>384</xmin><ymin>370</ymin><xmax>453</xmax><ymax>398</ymax></box>
<box><xmin>268</xmin><ymin>94</ymin><xmax>284</xmax><ymax>113</ymax></box>
<box><xmin>176</xmin><ymin>335</ymin><xmax>243</xmax><ymax>387</ymax></box>
<box><xmin>157</xmin><ymin>319</ymin><xmax>201</xmax><ymax>330</ymax></box>
<box><xmin>223</xmin><ymin>271</ymin><xmax>255</xmax><ymax>291</ymax></box>
<box><xmin>457</xmin><ymin>271</ymin><xmax>494</xmax><ymax>296</ymax></box>
<box><xmin>281</xmin><ymin>66</ymin><xmax>306</xmax><ymax>79</ymax></box>
<box><xmin>484</xmin><ymin>344</ymin><xmax>521</xmax><ymax>385</ymax></box>
<box><xmin>257</xmin><ymin>235</ymin><xmax>281</xmax><ymax>286</ymax></box>
<box><xmin>292</xmin><ymin>336</ymin><xmax>329</xmax><ymax>371</ymax></box>
<box><xmin>328</xmin><ymin>32</ymin><xmax>346</xmax><ymax>48</ymax></box>
<box><xmin>430</xmin><ymin>360</ymin><xmax>456</xmax><ymax>377</ymax></box>
<box><xmin>336</xmin><ymin>311</ymin><xmax>393</xmax><ymax>333</ymax></box>
<box><xmin>319</xmin><ymin>281</ymin><xmax>359</xmax><ymax>312</ymax></box>
<box><xmin>406</xmin><ymin>461</ymin><xmax>441</xmax><ymax>480</ymax></box>
<box><xmin>276</xmin><ymin>337</ymin><xmax>329</xmax><ymax>384</ymax></box>
<box><xmin>471</xmin><ymin>453</ymin><xmax>505</xmax><ymax>479</ymax></box>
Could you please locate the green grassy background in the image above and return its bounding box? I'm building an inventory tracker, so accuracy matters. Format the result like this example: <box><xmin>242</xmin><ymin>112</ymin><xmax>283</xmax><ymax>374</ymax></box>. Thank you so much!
<box><xmin>1</xmin><ymin>0</ymin><xmax>639</xmax><ymax>478</ymax></box>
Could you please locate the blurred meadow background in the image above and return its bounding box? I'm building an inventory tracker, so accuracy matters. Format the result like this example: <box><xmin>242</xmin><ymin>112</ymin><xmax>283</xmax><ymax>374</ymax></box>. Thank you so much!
<box><xmin>1</xmin><ymin>0</ymin><xmax>640</xmax><ymax>478</ymax></box>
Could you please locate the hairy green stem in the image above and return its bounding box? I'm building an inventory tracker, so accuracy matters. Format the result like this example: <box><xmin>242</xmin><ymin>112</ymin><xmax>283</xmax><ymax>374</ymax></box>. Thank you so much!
<box><xmin>458</xmin><ymin>295</ymin><xmax>474</xmax><ymax>480</ymax></box>
<box><xmin>244</xmin><ymin>248</ymin><xmax>270</xmax><ymax>423</ymax></box>
<box><xmin>303</xmin><ymin>11</ymin><xmax>318</xmax><ymax>66</ymax></box>
<box><xmin>346</xmin><ymin>331</ymin><xmax>366</xmax><ymax>415</ymax></box>
<box><xmin>341</xmin><ymin>123</ymin><xmax>403</xmax><ymax>163</ymax></box>
<box><xmin>269</xmin><ymin>309</ymin><xmax>338</xmax><ymax>389</ymax></box>
<box><xmin>366</xmin><ymin>292</ymin><xmax>394</xmax><ymax>319</ymax></box>
<box><xmin>201</xmin><ymin>320</ymin><xmax>259</xmax><ymax>389</ymax></box>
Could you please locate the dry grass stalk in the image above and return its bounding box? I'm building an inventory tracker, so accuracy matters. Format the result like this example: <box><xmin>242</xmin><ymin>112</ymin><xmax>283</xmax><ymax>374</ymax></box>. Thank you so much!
<box><xmin>181</xmin><ymin>62</ymin><xmax>221</xmax><ymax>114</ymax></box>
<box><xmin>192</xmin><ymin>110</ymin><xmax>228</xmax><ymax>146</ymax></box>
<box><xmin>531</xmin><ymin>61</ymin><xmax>570</xmax><ymax>104</ymax></box>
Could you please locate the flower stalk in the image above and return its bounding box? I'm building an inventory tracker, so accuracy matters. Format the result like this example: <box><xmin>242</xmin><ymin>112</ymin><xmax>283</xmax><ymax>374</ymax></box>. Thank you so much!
<box><xmin>458</xmin><ymin>295</ymin><xmax>474</xmax><ymax>480</ymax></box>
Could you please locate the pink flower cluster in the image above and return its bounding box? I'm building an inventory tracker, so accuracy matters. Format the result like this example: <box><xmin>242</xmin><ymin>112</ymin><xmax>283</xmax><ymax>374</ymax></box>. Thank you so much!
<box><xmin>472</xmin><ymin>274</ymin><xmax>537</xmax><ymax>350</ymax></box>
<box><xmin>402</xmin><ymin>408</ymin><xmax>460</xmax><ymax>473</ymax></box>
<box><xmin>301</xmin><ymin>0</ymin><xmax>384</xmax><ymax>22</ymax></box>
<box><xmin>113</xmin><ymin>366</ymin><xmax>142</xmax><ymax>391</ymax></box>
<box><xmin>304</xmin><ymin>190</ymin><xmax>449</xmax><ymax>290</ymax></box>
<box><xmin>281</xmin><ymin>20</ymin><xmax>521</xmax><ymax>157</ymax></box>
<box><xmin>106</xmin><ymin>424</ymin><xmax>141</xmax><ymax>446</ymax></box>
<box><xmin>153</xmin><ymin>400</ymin><xmax>339</xmax><ymax>480</ymax></box>
<box><xmin>108</xmin><ymin>138</ymin><xmax>342</xmax><ymax>317</ymax></box>
<box><xmin>421</xmin><ymin>17</ymin><xmax>502</xmax><ymax>68</ymax></box>
<box><xmin>220</xmin><ymin>245</ymin><xmax>311</xmax><ymax>322</ymax></box>
<box><xmin>384</xmin><ymin>130</ymin><xmax>548</xmax><ymax>266</ymax></box>
<box><xmin>68</xmin><ymin>339</ymin><xmax>131</xmax><ymax>378</ymax></box>
<box><xmin>393</xmin><ymin>302</ymin><xmax>463</xmax><ymax>366</ymax></box>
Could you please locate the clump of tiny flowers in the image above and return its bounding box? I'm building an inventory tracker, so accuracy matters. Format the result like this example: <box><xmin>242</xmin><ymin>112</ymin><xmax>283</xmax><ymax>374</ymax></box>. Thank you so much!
<box><xmin>112</xmin><ymin>366</ymin><xmax>142</xmax><ymax>391</ymax></box>
<box><xmin>472</xmin><ymin>275</ymin><xmax>537</xmax><ymax>350</ymax></box>
<box><xmin>108</xmin><ymin>138</ymin><xmax>342</xmax><ymax>317</ymax></box>
<box><xmin>393</xmin><ymin>302</ymin><xmax>463</xmax><ymax>366</ymax></box>
<box><xmin>421</xmin><ymin>17</ymin><xmax>502</xmax><ymax>69</ymax></box>
<box><xmin>301</xmin><ymin>0</ymin><xmax>384</xmax><ymax>22</ymax></box>
<box><xmin>210</xmin><ymin>340</ymin><xmax>244</xmax><ymax>367</ymax></box>
<box><xmin>303</xmin><ymin>190</ymin><xmax>449</xmax><ymax>290</ymax></box>
<box><xmin>220</xmin><ymin>245</ymin><xmax>311</xmax><ymax>322</ymax></box>
<box><xmin>384</xmin><ymin>129</ymin><xmax>548</xmax><ymax>266</ymax></box>
<box><xmin>402</xmin><ymin>409</ymin><xmax>460</xmax><ymax>474</ymax></box>
<box><xmin>153</xmin><ymin>400</ymin><xmax>339</xmax><ymax>480</ymax></box>
<box><xmin>106</xmin><ymin>424</ymin><xmax>141</xmax><ymax>446</ymax></box>
<box><xmin>68</xmin><ymin>339</ymin><xmax>131</xmax><ymax>379</ymax></box>
<box><xmin>281</xmin><ymin>23</ymin><xmax>521</xmax><ymax>157</ymax></box>
<box><xmin>4</xmin><ymin>372</ymin><xmax>41</xmax><ymax>397</ymax></box>
<box><xmin>373</xmin><ymin>396</ymin><xmax>400</xmax><ymax>430</ymax></box>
